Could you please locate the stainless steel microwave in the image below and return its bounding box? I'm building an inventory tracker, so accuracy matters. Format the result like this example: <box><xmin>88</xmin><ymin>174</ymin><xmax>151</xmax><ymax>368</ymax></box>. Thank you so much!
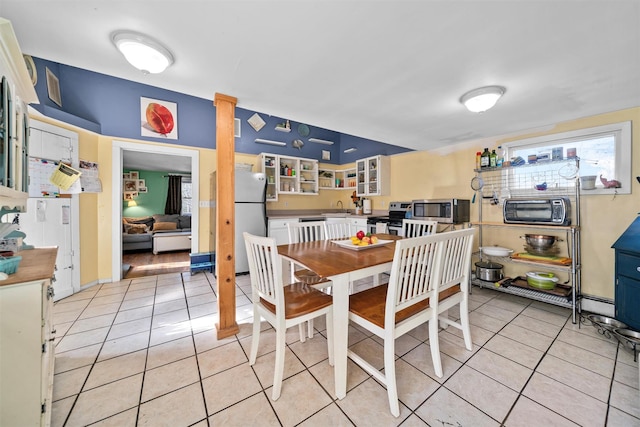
<box><xmin>503</xmin><ymin>197</ymin><xmax>571</xmax><ymax>226</ymax></box>
<box><xmin>411</xmin><ymin>199</ymin><xmax>470</xmax><ymax>224</ymax></box>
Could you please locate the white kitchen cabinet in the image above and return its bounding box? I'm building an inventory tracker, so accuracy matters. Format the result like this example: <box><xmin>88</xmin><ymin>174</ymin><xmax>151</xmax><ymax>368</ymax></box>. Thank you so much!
<box><xmin>0</xmin><ymin>18</ymin><xmax>39</xmax><ymax>212</ymax></box>
<box><xmin>259</xmin><ymin>153</ymin><xmax>318</xmax><ymax>200</ymax></box>
<box><xmin>356</xmin><ymin>155</ymin><xmax>390</xmax><ymax>196</ymax></box>
<box><xmin>350</xmin><ymin>217</ymin><xmax>368</xmax><ymax>234</ymax></box>
<box><xmin>318</xmin><ymin>168</ymin><xmax>356</xmax><ymax>190</ymax></box>
<box><xmin>0</xmin><ymin>248</ymin><xmax>58</xmax><ymax>427</ymax></box>
<box><xmin>267</xmin><ymin>218</ymin><xmax>299</xmax><ymax>245</ymax></box>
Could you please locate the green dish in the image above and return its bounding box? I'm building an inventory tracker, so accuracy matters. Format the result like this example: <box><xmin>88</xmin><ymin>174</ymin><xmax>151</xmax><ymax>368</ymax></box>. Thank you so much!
<box><xmin>526</xmin><ymin>271</ymin><xmax>558</xmax><ymax>290</ymax></box>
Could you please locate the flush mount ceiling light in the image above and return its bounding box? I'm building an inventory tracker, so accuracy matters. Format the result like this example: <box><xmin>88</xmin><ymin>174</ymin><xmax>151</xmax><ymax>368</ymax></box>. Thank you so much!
<box><xmin>460</xmin><ymin>86</ymin><xmax>506</xmax><ymax>113</ymax></box>
<box><xmin>112</xmin><ymin>31</ymin><xmax>174</xmax><ymax>74</ymax></box>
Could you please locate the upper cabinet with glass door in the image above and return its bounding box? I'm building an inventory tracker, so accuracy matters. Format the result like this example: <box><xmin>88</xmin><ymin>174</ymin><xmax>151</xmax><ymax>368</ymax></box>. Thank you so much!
<box><xmin>356</xmin><ymin>155</ymin><xmax>390</xmax><ymax>196</ymax></box>
<box><xmin>0</xmin><ymin>18</ymin><xmax>39</xmax><ymax>211</ymax></box>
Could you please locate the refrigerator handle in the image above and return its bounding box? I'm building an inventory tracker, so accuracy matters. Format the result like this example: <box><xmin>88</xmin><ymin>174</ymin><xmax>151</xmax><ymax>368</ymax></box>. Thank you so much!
<box><xmin>261</xmin><ymin>177</ymin><xmax>268</xmax><ymax>235</ymax></box>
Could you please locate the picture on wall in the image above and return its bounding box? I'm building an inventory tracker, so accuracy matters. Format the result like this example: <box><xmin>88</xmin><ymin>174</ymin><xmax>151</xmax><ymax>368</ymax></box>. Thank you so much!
<box><xmin>123</xmin><ymin>179</ymin><xmax>137</xmax><ymax>192</ymax></box>
<box><xmin>141</xmin><ymin>97</ymin><xmax>178</xmax><ymax>139</ymax></box>
<box><xmin>124</xmin><ymin>192</ymin><xmax>137</xmax><ymax>201</ymax></box>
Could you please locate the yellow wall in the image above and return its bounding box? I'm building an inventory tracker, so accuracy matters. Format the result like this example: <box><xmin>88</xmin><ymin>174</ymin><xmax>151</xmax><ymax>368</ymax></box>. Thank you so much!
<box><xmin>31</xmin><ymin>107</ymin><xmax>640</xmax><ymax>300</ymax></box>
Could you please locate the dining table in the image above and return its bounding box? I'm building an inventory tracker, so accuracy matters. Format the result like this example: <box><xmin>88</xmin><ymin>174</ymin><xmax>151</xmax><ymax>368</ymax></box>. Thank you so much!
<box><xmin>277</xmin><ymin>233</ymin><xmax>402</xmax><ymax>399</ymax></box>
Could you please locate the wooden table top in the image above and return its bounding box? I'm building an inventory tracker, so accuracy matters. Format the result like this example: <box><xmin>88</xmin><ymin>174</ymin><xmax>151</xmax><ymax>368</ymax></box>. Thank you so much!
<box><xmin>0</xmin><ymin>247</ymin><xmax>58</xmax><ymax>287</ymax></box>
<box><xmin>277</xmin><ymin>234</ymin><xmax>402</xmax><ymax>279</ymax></box>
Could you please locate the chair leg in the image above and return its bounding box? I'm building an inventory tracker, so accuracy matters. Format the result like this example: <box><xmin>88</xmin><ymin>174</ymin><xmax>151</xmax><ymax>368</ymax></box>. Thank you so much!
<box><xmin>249</xmin><ymin>306</ymin><xmax>261</xmax><ymax>365</ymax></box>
<box><xmin>429</xmin><ymin>318</ymin><xmax>443</xmax><ymax>378</ymax></box>
<box><xmin>299</xmin><ymin>323</ymin><xmax>306</xmax><ymax>343</ymax></box>
<box><xmin>459</xmin><ymin>298</ymin><xmax>473</xmax><ymax>351</ymax></box>
<box><xmin>384</xmin><ymin>338</ymin><xmax>400</xmax><ymax>417</ymax></box>
<box><xmin>308</xmin><ymin>319</ymin><xmax>314</xmax><ymax>338</ymax></box>
<box><xmin>325</xmin><ymin>310</ymin><xmax>334</xmax><ymax>366</ymax></box>
<box><xmin>271</xmin><ymin>325</ymin><xmax>287</xmax><ymax>401</ymax></box>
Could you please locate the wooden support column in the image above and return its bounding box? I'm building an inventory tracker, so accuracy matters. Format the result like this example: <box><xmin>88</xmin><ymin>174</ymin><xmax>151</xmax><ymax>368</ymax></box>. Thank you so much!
<box><xmin>213</xmin><ymin>93</ymin><xmax>239</xmax><ymax>339</ymax></box>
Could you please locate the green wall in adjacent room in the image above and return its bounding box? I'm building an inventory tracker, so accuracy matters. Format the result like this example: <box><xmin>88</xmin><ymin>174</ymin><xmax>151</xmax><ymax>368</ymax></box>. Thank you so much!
<box><xmin>122</xmin><ymin>170</ymin><xmax>168</xmax><ymax>218</ymax></box>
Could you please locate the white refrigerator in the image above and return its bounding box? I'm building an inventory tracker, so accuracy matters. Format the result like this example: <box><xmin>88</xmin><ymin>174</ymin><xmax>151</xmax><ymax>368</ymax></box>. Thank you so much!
<box><xmin>212</xmin><ymin>170</ymin><xmax>267</xmax><ymax>274</ymax></box>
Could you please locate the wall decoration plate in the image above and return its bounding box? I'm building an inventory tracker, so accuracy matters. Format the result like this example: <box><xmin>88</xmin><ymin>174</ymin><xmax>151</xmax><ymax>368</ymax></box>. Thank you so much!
<box><xmin>247</xmin><ymin>113</ymin><xmax>266</xmax><ymax>131</ymax></box>
<box><xmin>332</xmin><ymin>239</ymin><xmax>393</xmax><ymax>251</ymax></box>
<box><xmin>297</xmin><ymin>123</ymin><xmax>310</xmax><ymax>137</ymax></box>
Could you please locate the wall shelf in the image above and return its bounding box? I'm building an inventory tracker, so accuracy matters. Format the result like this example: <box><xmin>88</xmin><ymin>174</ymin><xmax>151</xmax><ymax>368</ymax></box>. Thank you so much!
<box><xmin>255</xmin><ymin>138</ymin><xmax>286</xmax><ymax>146</ymax></box>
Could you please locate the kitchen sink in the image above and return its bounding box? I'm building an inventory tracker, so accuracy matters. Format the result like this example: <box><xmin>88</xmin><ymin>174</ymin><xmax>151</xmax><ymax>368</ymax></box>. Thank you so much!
<box><xmin>322</xmin><ymin>212</ymin><xmax>349</xmax><ymax>218</ymax></box>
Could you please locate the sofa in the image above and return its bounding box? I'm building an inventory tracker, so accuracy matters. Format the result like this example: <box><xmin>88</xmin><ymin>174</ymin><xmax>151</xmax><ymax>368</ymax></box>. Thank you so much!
<box><xmin>122</xmin><ymin>214</ymin><xmax>192</xmax><ymax>253</ymax></box>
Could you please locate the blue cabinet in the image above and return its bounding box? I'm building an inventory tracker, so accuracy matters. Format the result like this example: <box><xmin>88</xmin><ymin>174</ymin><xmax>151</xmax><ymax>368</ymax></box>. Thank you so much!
<box><xmin>612</xmin><ymin>216</ymin><xmax>640</xmax><ymax>330</ymax></box>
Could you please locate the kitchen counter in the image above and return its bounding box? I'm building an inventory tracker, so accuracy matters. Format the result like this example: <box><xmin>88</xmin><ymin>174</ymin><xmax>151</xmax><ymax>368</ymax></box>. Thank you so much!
<box><xmin>267</xmin><ymin>210</ymin><xmax>386</xmax><ymax>219</ymax></box>
<box><xmin>0</xmin><ymin>247</ymin><xmax>58</xmax><ymax>287</ymax></box>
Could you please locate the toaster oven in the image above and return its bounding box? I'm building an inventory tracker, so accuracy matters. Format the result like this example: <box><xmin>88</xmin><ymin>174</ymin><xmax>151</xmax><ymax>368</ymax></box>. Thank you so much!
<box><xmin>503</xmin><ymin>197</ymin><xmax>571</xmax><ymax>226</ymax></box>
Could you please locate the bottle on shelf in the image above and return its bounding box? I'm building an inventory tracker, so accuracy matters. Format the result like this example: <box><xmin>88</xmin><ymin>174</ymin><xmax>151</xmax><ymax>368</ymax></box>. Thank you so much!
<box><xmin>284</xmin><ymin>165</ymin><xmax>289</xmax><ymax>176</ymax></box>
<box><xmin>480</xmin><ymin>148</ymin><xmax>491</xmax><ymax>168</ymax></box>
<box><xmin>292</xmin><ymin>168</ymin><xmax>295</xmax><ymax>177</ymax></box>
<box><xmin>490</xmin><ymin>150</ymin><xmax>497</xmax><ymax>168</ymax></box>
<box><xmin>475</xmin><ymin>151</ymin><xmax>482</xmax><ymax>170</ymax></box>
<box><xmin>496</xmin><ymin>145</ymin><xmax>505</xmax><ymax>167</ymax></box>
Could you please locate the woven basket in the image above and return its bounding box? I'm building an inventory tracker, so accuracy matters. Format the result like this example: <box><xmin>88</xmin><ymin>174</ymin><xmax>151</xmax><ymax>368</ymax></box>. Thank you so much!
<box><xmin>0</xmin><ymin>255</ymin><xmax>22</xmax><ymax>274</ymax></box>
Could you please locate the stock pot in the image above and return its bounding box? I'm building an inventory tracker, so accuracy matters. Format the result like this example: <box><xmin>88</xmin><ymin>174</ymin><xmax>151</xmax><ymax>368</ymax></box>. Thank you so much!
<box><xmin>475</xmin><ymin>261</ymin><xmax>503</xmax><ymax>281</ymax></box>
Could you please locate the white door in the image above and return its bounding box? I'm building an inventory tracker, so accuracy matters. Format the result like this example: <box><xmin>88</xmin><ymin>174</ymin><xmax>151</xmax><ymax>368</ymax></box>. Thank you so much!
<box><xmin>18</xmin><ymin>120</ymin><xmax>80</xmax><ymax>300</ymax></box>
<box><xmin>18</xmin><ymin>198</ymin><xmax>75</xmax><ymax>300</ymax></box>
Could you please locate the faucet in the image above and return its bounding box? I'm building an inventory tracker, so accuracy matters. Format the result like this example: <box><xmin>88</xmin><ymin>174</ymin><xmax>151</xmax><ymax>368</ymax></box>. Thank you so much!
<box><xmin>336</xmin><ymin>200</ymin><xmax>344</xmax><ymax>212</ymax></box>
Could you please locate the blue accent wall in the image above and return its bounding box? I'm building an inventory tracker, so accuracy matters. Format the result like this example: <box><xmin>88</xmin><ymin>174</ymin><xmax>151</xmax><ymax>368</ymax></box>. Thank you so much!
<box><xmin>31</xmin><ymin>57</ymin><xmax>412</xmax><ymax>164</ymax></box>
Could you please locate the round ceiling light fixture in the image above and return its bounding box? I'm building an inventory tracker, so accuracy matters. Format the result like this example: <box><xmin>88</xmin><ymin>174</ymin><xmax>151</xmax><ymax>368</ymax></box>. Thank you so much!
<box><xmin>460</xmin><ymin>85</ymin><xmax>506</xmax><ymax>113</ymax></box>
<box><xmin>112</xmin><ymin>31</ymin><xmax>174</xmax><ymax>74</ymax></box>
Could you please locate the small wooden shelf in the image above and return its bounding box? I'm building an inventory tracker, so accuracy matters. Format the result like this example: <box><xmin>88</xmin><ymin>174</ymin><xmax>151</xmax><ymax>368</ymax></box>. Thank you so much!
<box><xmin>274</xmin><ymin>126</ymin><xmax>291</xmax><ymax>133</ymax></box>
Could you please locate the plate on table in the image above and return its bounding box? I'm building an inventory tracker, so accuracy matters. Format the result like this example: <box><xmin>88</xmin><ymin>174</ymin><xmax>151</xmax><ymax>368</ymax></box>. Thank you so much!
<box><xmin>332</xmin><ymin>239</ymin><xmax>393</xmax><ymax>251</ymax></box>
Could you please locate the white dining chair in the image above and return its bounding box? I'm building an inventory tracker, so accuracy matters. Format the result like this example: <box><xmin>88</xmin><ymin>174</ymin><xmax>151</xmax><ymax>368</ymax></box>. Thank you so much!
<box><xmin>243</xmin><ymin>232</ymin><xmax>334</xmax><ymax>401</ymax></box>
<box><xmin>287</xmin><ymin>221</ymin><xmax>332</xmax><ymax>341</ymax></box>
<box><xmin>347</xmin><ymin>228</ymin><xmax>475</xmax><ymax>417</ymax></box>
<box><xmin>375</xmin><ymin>222</ymin><xmax>388</xmax><ymax>234</ymax></box>
<box><xmin>435</xmin><ymin>228</ymin><xmax>475</xmax><ymax>353</ymax></box>
<box><xmin>324</xmin><ymin>219</ymin><xmax>353</xmax><ymax>240</ymax></box>
<box><xmin>402</xmin><ymin>218</ymin><xmax>438</xmax><ymax>237</ymax></box>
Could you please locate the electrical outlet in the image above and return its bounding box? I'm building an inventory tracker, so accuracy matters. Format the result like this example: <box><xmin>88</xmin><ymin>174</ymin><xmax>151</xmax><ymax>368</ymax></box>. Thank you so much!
<box><xmin>330</xmin><ymin>201</ymin><xmax>334</xmax><ymax>208</ymax></box>
<box><xmin>284</xmin><ymin>201</ymin><xmax>288</xmax><ymax>207</ymax></box>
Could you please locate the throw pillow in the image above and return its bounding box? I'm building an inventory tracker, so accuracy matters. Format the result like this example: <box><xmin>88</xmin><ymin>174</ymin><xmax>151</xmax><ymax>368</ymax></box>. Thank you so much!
<box><xmin>178</xmin><ymin>215</ymin><xmax>192</xmax><ymax>229</ymax></box>
<box><xmin>124</xmin><ymin>223</ymin><xmax>148</xmax><ymax>234</ymax></box>
<box><xmin>153</xmin><ymin>221</ymin><xmax>177</xmax><ymax>231</ymax></box>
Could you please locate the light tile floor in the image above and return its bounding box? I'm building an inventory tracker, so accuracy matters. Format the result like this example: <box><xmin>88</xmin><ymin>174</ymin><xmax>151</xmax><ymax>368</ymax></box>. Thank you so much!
<box><xmin>50</xmin><ymin>272</ymin><xmax>640</xmax><ymax>426</ymax></box>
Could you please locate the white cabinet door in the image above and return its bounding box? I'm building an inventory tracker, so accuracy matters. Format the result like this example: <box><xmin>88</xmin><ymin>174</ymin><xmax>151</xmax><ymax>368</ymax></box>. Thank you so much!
<box><xmin>350</xmin><ymin>218</ymin><xmax>368</xmax><ymax>234</ymax></box>
<box><xmin>268</xmin><ymin>218</ymin><xmax>299</xmax><ymax>245</ymax></box>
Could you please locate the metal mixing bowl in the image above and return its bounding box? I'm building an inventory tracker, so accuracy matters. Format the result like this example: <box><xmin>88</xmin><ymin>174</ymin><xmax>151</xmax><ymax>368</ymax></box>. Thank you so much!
<box><xmin>523</xmin><ymin>234</ymin><xmax>558</xmax><ymax>250</ymax></box>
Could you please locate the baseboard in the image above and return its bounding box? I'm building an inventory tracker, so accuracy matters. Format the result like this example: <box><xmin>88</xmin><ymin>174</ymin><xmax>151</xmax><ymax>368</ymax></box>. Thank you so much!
<box><xmin>581</xmin><ymin>294</ymin><xmax>615</xmax><ymax>317</ymax></box>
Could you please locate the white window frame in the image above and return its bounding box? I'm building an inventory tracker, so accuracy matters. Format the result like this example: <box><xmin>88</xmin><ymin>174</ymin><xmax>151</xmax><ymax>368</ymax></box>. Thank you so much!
<box><xmin>181</xmin><ymin>177</ymin><xmax>192</xmax><ymax>215</ymax></box>
<box><xmin>503</xmin><ymin>121</ymin><xmax>631</xmax><ymax>195</ymax></box>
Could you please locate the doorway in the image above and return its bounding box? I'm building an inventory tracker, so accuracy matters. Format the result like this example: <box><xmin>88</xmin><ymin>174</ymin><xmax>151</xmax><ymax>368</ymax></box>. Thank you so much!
<box><xmin>111</xmin><ymin>141</ymin><xmax>200</xmax><ymax>281</ymax></box>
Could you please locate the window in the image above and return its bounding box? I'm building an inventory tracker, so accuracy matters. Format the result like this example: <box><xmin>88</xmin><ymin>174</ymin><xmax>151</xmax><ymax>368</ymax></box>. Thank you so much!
<box><xmin>504</xmin><ymin>121</ymin><xmax>631</xmax><ymax>194</ymax></box>
<box><xmin>181</xmin><ymin>177</ymin><xmax>192</xmax><ymax>215</ymax></box>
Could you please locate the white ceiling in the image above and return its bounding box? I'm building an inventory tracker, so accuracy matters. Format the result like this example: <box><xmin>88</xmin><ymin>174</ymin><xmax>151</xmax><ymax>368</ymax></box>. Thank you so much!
<box><xmin>2</xmin><ymin>1</ymin><xmax>639</xmax><ymax>157</ymax></box>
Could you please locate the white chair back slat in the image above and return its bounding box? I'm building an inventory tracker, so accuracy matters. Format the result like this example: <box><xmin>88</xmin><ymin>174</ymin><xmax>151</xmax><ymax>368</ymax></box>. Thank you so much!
<box><xmin>324</xmin><ymin>220</ymin><xmax>353</xmax><ymax>239</ymax></box>
<box><xmin>287</xmin><ymin>221</ymin><xmax>326</xmax><ymax>243</ymax></box>
<box><xmin>439</xmin><ymin>230</ymin><xmax>474</xmax><ymax>292</ymax></box>
<box><xmin>387</xmin><ymin>235</ymin><xmax>442</xmax><ymax>316</ymax></box>
<box><xmin>402</xmin><ymin>219</ymin><xmax>438</xmax><ymax>238</ymax></box>
<box><xmin>244</xmin><ymin>232</ymin><xmax>282</xmax><ymax>308</ymax></box>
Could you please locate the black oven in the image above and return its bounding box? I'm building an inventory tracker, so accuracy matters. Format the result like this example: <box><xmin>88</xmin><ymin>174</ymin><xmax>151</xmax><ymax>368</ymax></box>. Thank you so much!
<box><xmin>367</xmin><ymin>201</ymin><xmax>411</xmax><ymax>236</ymax></box>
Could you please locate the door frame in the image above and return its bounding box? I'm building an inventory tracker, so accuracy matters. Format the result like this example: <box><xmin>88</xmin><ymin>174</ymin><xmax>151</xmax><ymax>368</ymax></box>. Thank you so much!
<box><xmin>111</xmin><ymin>141</ymin><xmax>199</xmax><ymax>281</ymax></box>
<box><xmin>29</xmin><ymin>119</ymin><xmax>81</xmax><ymax>298</ymax></box>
